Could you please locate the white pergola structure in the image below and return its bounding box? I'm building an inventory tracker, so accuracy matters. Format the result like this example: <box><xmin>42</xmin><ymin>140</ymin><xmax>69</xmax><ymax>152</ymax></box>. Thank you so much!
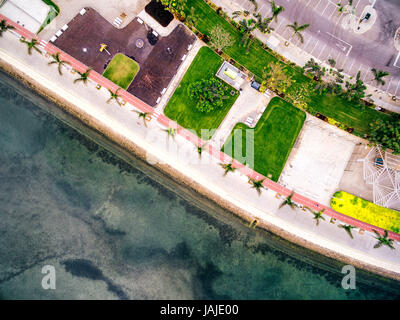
<box><xmin>363</xmin><ymin>146</ymin><xmax>400</xmax><ymax>210</ymax></box>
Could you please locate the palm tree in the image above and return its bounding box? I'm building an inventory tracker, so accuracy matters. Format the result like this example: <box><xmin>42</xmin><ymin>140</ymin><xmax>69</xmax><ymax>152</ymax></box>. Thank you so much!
<box><xmin>133</xmin><ymin>110</ymin><xmax>152</xmax><ymax>126</ymax></box>
<box><xmin>255</xmin><ymin>14</ymin><xmax>274</xmax><ymax>34</ymax></box>
<box><xmin>371</xmin><ymin>68</ymin><xmax>390</xmax><ymax>86</ymax></box>
<box><xmin>269</xmin><ymin>1</ymin><xmax>284</xmax><ymax>23</ymax></box>
<box><xmin>74</xmin><ymin>67</ymin><xmax>92</xmax><ymax>84</ymax></box>
<box><xmin>338</xmin><ymin>224</ymin><xmax>355</xmax><ymax>239</ymax></box>
<box><xmin>286</xmin><ymin>21</ymin><xmax>310</xmax><ymax>44</ymax></box>
<box><xmin>163</xmin><ymin>127</ymin><xmax>177</xmax><ymax>140</ymax></box>
<box><xmin>279</xmin><ymin>191</ymin><xmax>295</xmax><ymax>210</ymax></box>
<box><xmin>238</xmin><ymin>18</ymin><xmax>256</xmax><ymax>51</ymax></box>
<box><xmin>219</xmin><ymin>162</ymin><xmax>236</xmax><ymax>176</ymax></box>
<box><xmin>19</xmin><ymin>37</ymin><xmax>42</xmax><ymax>55</ymax></box>
<box><xmin>197</xmin><ymin>142</ymin><xmax>208</xmax><ymax>158</ymax></box>
<box><xmin>48</xmin><ymin>52</ymin><xmax>70</xmax><ymax>75</ymax></box>
<box><xmin>107</xmin><ymin>88</ymin><xmax>122</xmax><ymax>106</ymax></box>
<box><xmin>372</xmin><ymin>230</ymin><xmax>395</xmax><ymax>250</ymax></box>
<box><xmin>0</xmin><ymin>19</ymin><xmax>15</xmax><ymax>37</ymax></box>
<box><xmin>343</xmin><ymin>71</ymin><xmax>367</xmax><ymax>102</ymax></box>
<box><xmin>249</xmin><ymin>178</ymin><xmax>265</xmax><ymax>195</ymax></box>
<box><xmin>303</xmin><ymin>58</ymin><xmax>324</xmax><ymax>81</ymax></box>
<box><xmin>309</xmin><ymin>209</ymin><xmax>325</xmax><ymax>226</ymax></box>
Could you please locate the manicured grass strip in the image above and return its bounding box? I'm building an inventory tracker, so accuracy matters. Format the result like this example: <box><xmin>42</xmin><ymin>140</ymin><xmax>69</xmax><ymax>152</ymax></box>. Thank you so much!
<box><xmin>164</xmin><ymin>46</ymin><xmax>239</xmax><ymax>138</ymax></box>
<box><xmin>331</xmin><ymin>191</ymin><xmax>400</xmax><ymax>234</ymax></box>
<box><xmin>222</xmin><ymin>97</ymin><xmax>305</xmax><ymax>181</ymax></box>
<box><xmin>38</xmin><ymin>0</ymin><xmax>60</xmax><ymax>33</ymax></box>
<box><xmin>103</xmin><ymin>54</ymin><xmax>140</xmax><ymax>90</ymax></box>
<box><xmin>183</xmin><ymin>0</ymin><xmax>392</xmax><ymax>135</ymax></box>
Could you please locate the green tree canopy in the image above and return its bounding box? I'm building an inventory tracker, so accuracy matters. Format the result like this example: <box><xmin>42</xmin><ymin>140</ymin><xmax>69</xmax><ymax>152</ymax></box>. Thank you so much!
<box><xmin>188</xmin><ymin>78</ymin><xmax>228</xmax><ymax>113</ymax></box>
<box><xmin>369</xmin><ymin>119</ymin><xmax>400</xmax><ymax>154</ymax></box>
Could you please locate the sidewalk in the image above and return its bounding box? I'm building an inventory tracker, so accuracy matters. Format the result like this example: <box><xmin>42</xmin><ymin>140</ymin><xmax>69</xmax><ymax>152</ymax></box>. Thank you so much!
<box><xmin>2</xmin><ymin>15</ymin><xmax>400</xmax><ymax>280</ymax></box>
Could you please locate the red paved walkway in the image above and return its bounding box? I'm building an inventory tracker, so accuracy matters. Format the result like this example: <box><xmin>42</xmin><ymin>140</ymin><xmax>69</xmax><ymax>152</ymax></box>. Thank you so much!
<box><xmin>2</xmin><ymin>14</ymin><xmax>399</xmax><ymax>242</ymax></box>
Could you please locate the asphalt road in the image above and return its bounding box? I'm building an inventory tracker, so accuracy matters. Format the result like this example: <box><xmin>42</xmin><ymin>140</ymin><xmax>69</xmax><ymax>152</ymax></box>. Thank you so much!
<box><xmin>237</xmin><ymin>0</ymin><xmax>400</xmax><ymax>96</ymax></box>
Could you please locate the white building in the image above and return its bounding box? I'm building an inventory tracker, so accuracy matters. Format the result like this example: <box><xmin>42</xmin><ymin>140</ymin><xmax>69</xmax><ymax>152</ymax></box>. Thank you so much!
<box><xmin>0</xmin><ymin>0</ymin><xmax>50</xmax><ymax>33</ymax></box>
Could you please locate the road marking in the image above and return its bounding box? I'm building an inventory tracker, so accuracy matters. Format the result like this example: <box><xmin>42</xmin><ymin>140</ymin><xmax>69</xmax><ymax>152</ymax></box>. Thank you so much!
<box><xmin>361</xmin><ymin>66</ymin><xmax>369</xmax><ymax>82</ymax></box>
<box><xmin>385</xmin><ymin>78</ymin><xmax>393</xmax><ymax>93</ymax></box>
<box><xmin>296</xmin><ymin>32</ymin><xmax>310</xmax><ymax>47</ymax></box>
<box><xmin>354</xmin><ymin>0</ymin><xmax>362</xmax><ymax>10</ymax></box>
<box><xmin>335</xmin><ymin>11</ymin><xmax>346</xmax><ymax>26</ymax></box>
<box><xmin>314</xmin><ymin>0</ymin><xmax>323</xmax><ymax>10</ymax></box>
<box><xmin>309</xmin><ymin>39</ymin><xmax>320</xmax><ymax>55</ymax></box>
<box><xmin>320</xmin><ymin>2</ymin><xmax>331</xmax><ymax>16</ymax></box>
<box><xmin>388</xmin><ymin>79</ymin><xmax>399</xmax><ymax>95</ymax></box>
<box><xmin>303</xmin><ymin>34</ymin><xmax>314</xmax><ymax>50</ymax></box>
<box><xmin>339</xmin><ymin>54</ymin><xmax>349</xmax><ymax>70</ymax></box>
<box><xmin>328</xmin><ymin>5</ymin><xmax>339</xmax><ymax>19</ymax></box>
<box><xmin>324</xmin><ymin>47</ymin><xmax>335</xmax><ymax>61</ymax></box>
<box><xmin>275</xmin><ymin>18</ymin><xmax>286</xmax><ymax>32</ymax></box>
<box><xmin>354</xmin><ymin>64</ymin><xmax>363</xmax><ymax>77</ymax></box>
<box><xmin>262</xmin><ymin>5</ymin><xmax>272</xmax><ymax>16</ymax></box>
<box><xmin>353</xmin><ymin>0</ymin><xmax>363</xmax><ymax>17</ymax></box>
<box><xmin>347</xmin><ymin>58</ymin><xmax>357</xmax><ymax>73</ymax></box>
<box><xmin>327</xmin><ymin>49</ymin><xmax>342</xmax><ymax>67</ymax></box>
<box><xmin>325</xmin><ymin>31</ymin><xmax>353</xmax><ymax>56</ymax></box>
<box><xmin>394</xmin><ymin>52</ymin><xmax>400</xmax><ymax>68</ymax></box>
<box><xmin>395</xmin><ymin>80</ymin><xmax>400</xmax><ymax>96</ymax></box>
<box><xmin>258</xmin><ymin>2</ymin><xmax>265</xmax><ymax>12</ymax></box>
<box><xmin>316</xmin><ymin>43</ymin><xmax>328</xmax><ymax>60</ymax></box>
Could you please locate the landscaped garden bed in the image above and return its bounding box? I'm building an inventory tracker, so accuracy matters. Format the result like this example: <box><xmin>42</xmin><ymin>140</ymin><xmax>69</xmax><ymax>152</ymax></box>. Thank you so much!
<box><xmin>180</xmin><ymin>0</ymin><xmax>393</xmax><ymax>136</ymax></box>
<box><xmin>222</xmin><ymin>97</ymin><xmax>305</xmax><ymax>181</ymax></box>
<box><xmin>331</xmin><ymin>191</ymin><xmax>400</xmax><ymax>234</ymax></box>
<box><xmin>102</xmin><ymin>54</ymin><xmax>140</xmax><ymax>90</ymax></box>
<box><xmin>164</xmin><ymin>46</ymin><xmax>239</xmax><ymax>137</ymax></box>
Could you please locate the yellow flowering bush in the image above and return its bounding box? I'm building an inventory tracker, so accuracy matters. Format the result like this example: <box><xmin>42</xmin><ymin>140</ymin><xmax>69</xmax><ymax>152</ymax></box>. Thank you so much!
<box><xmin>331</xmin><ymin>191</ymin><xmax>400</xmax><ymax>234</ymax></box>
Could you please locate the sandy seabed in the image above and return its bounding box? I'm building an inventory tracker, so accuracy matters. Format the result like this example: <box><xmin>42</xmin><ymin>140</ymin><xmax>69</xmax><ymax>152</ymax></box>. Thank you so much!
<box><xmin>1</xmin><ymin>57</ymin><xmax>399</xmax><ymax>282</ymax></box>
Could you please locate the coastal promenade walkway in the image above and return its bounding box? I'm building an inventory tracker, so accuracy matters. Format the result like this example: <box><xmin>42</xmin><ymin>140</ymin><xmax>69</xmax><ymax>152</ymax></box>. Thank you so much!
<box><xmin>1</xmin><ymin>13</ymin><xmax>399</xmax><ymax>246</ymax></box>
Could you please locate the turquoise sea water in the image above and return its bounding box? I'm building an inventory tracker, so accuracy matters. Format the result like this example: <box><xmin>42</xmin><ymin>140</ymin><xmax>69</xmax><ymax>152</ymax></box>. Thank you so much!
<box><xmin>0</xmin><ymin>69</ymin><xmax>399</xmax><ymax>299</ymax></box>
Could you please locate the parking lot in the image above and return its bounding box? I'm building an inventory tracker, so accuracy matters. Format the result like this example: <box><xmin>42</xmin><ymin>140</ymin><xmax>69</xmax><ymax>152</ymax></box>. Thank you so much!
<box><xmin>233</xmin><ymin>0</ymin><xmax>400</xmax><ymax>97</ymax></box>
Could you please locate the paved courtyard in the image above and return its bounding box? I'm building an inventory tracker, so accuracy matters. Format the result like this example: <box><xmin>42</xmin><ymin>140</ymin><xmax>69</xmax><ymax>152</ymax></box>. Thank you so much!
<box><xmin>210</xmin><ymin>85</ymin><xmax>270</xmax><ymax>149</ymax></box>
<box><xmin>339</xmin><ymin>143</ymin><xmax>374</xmax><ymax>202</ymax></box>
<box><xmin>53</xmin><ymin>7</ymin><xmax>196</xmax><ymax>106</ymax></box>
<box><xmin>279</xmin><ymin>115</ymin><xmax>361</xmax><ymax>206</ymax></box>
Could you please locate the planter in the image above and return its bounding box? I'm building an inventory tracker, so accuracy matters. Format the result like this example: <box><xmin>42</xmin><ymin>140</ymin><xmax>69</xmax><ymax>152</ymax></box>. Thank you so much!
<box><xmin>315</xmin><ymin>113</ymin><xmax>328</xmax><ymax>121</ymax></box>
<box><xmin>144</xmin><ymin>0</ymin><xmax>174</xmax><ymax>27</ymax></box>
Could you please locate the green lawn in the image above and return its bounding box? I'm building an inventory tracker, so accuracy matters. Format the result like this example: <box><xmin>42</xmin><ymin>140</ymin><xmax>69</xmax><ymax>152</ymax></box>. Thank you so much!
<box><xmin>222</xmin><ymin>97</ymin><xmax>306</xmax><ymax>181</ymax></box>
<box><xmin>164</xmin><ymin>46</ymin><xmax>239</xmax><ymax>138</ymax></box>
<box><xmin>331</xmin><ymin>191</ymin><xmax>400</xmax><ymax>234</ymax></box>
<box><xmin>182</xmin><ymin>0</ymin><xmax>392</xmax><ymax>136</ymax></box>
<box><xmin>103</xmin><ymin>54</ymin><xmax>140</xmax><ymax>90</ymax></box>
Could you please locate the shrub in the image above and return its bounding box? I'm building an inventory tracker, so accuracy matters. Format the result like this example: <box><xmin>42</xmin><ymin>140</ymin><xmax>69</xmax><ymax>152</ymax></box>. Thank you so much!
<box><xmin>187</xmin><ymin>78</ymin><xmax>229</xmax><ymax>112</ymax></box>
